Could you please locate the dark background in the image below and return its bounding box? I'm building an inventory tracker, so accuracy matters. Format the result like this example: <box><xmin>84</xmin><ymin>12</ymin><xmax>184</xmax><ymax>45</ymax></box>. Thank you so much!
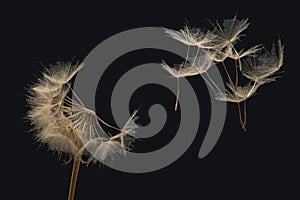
<box><xmin>3</xmin><ymin>1</ymin><xmax>299</xmax><ymax>199</ymax></box>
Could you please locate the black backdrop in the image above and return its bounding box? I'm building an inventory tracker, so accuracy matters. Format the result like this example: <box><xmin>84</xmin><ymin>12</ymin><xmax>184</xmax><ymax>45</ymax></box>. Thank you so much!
<box><xmin>4</xmin><ymin>1</ymin><xmax>299</xmax><ymax>199</ymax></box>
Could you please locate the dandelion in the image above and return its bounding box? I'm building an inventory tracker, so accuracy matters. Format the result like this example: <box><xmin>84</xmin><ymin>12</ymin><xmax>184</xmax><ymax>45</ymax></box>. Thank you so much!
<box><xmin>211</xmin><ymin>15</ymin><xmax>249</xmax><ymax>48</ymax></box>
<box><xmin>215</xmin><ymin>81</ymin><xmax>262</xmax><ymax>131</ymax></box>
<box><xmin>242</xmin><ymin>40</ymin><xmax>284</xmax><ymax>83</ymax></box>
<box><xmin>215</xmin><ymin>82</ymin><xmax>260</xmax><ymax>103</ymax></box>
<box><xmin>165</xmin><ymin>26</ymin><xmax>216</xmax><ymax>48</ymax></box>
<box><xmin>161</xmin><ymin>61</ymin><xmax>188</xmax><ymax>110</ymax></box>
<box><xmin>27</xmin><ymin>62</ymin><xmax>140</xmax><ymax>200</ymax></box>
<box><xmin>161</xmin><ymin>51</ymin><xmax>221</xmax><ymax>110</ymax></box>
<box><xmin>161</xmin><ymin>61</ymin><xmax>194</xmax><ymax>78</ymax></box>
<box><xmin>165</xmin><ymin>26</ymin><xmax>199</xmax><ymax>46</ymax></box>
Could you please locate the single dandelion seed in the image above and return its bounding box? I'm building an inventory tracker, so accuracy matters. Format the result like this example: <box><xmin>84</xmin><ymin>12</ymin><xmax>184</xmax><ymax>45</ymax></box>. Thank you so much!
<box><xmin>161</xmin><ymin>51</ymin><xmax>221</xmax><ymax>110</ymax></box>
<box><xmin>215</xmin><ymin>81</ymin><xmax>262</xmax><ymax>131</ymax></box>
<box><xmin>209</xmin><ymin>16</ymin><xmax>253</xmax><ymax>88</ymax></box>
<box><xmin>165</xmin><ymin>26</ymin><xmax>203</xmax><ymax>46</ymax></box>
<box><xmin>210</xmin><ymin>15</ymin><xmax>249</xmax><ymax>48</ymax></box>
<box><xmin>215</xmin><ymin>82</ymin><xmax>261</xmax><ymax>103</ymax></box>
<box><xmin>242</xmin><ymin>39</ymin><xmax>284</xmax><ymax>83</ymax></box>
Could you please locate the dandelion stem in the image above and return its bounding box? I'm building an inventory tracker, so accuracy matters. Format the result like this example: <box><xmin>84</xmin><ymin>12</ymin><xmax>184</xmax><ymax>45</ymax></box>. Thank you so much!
<box><xmin>221</xmin><ymin>61</ymin><xmax>234</xmax><ymax>86</ymax></box>
<box><xmin>243</xmin><ymin>100</ymin><xmax>247</xmax><ymax>130</ymax></box>
<box><xmin>185</xmin><ymin>45</ymin><xmax>190</xmax><ymax>65</ymax></box>
<box><xmin>205</xmin><ymin>72</ymin><xmax>222</xmax><ymax>94</ymax></box>
<box><xmin>235</xmin><ymin>61</ymin><xmax>239</xmax><ymax>86</ymax></box>
<box><xmin>229</xmin><ymin>43</ymin><xmax>240</xmax><ymax>86</ymax></box>
<box><xmin>238</xmin><ymin>58</ymin><xmax>242</xmax><ymax>71</ymax></box>
<box><xmin>68</xmin><ymin>158</ymin><xmax>81</xmax><ymax>200</ymax></box>
<box><xmin>230</xmin><ymin>44</ymin><xmax>242</xmax><ymax>71</ymax></box>
<box><xmin>175</xmin><ymin>77</ymin><xmax>180</xmax><ymax>111</ymax></box>
<box><xmin>247</xmin><ymin>80</ymin><xmax>257</xmax><ymax>97</ymax></box>
<box><xmin>237</xmin><ymin>102</ymin><xmax>247</xmax><ymax>132</ymax></box>
<box><xmin>202</xmin><ymin>75</ymin><xmax>217</xmax><ymax>95</ymax></box>
<box><xmin>237</xmin><ymin>102</ymin><xmax>243</xmax><ymax>130</ymax></box>
<box><xmin>192</xmin><ymin>47</ymin><xmax>200</xmax><ymax>66</ymax></box>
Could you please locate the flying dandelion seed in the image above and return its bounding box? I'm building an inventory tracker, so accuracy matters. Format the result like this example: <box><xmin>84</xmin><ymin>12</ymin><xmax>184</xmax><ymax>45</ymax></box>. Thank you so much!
<box><xmin>211</xmin><ymin>15</ymin><xmax>250</xmax><ymax>48</ymax></box>
<box><xmin>162</xmin><ymin>16</ymin><xmax>284</xmax><ymax>131</ymax></box>
<box><xmin>242</xmin><ymin>40</ymin><xmax>284</xmax><ymax>83</ymax></box>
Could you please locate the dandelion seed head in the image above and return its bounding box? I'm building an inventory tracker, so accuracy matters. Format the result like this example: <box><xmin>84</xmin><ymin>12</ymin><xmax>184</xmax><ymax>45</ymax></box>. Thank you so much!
<box><xmin>27</xmin><ymin>62</ymin><xmax>140</xmax><ymax>162</ymax></box>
